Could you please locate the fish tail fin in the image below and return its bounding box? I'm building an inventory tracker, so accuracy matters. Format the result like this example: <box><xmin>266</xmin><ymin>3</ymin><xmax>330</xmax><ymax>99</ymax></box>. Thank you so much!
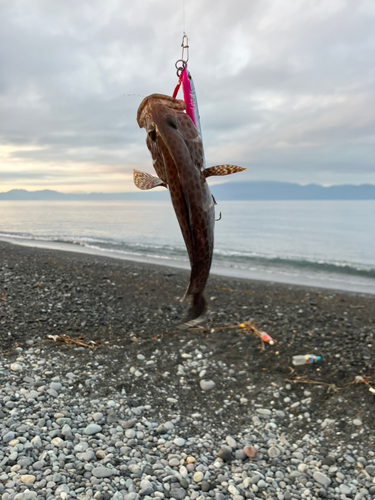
<box><xmin>177</xmin><ymin>292</ymin><xmax>207</xmax><ymax>330</ymax></box>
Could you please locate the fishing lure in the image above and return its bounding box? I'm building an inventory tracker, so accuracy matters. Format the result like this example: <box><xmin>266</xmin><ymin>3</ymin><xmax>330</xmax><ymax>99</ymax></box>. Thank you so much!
<box><xmin>173</xmin><ymin>35</ymin><xmax>205</xmax><ymax>169</ymax></box>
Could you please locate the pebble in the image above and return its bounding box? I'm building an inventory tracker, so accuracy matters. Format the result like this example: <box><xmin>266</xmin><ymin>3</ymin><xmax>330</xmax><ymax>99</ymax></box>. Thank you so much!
<box><xmin>193</xmin><ymin>471</ymin><xmax>204</xmax><ymax>482</ymax></box>
<box><xmin>244</xmin><ymin>445</ymin><xmax>258</xmax><ymax>458</ymax></box>
<box><xmin>84</xmin><ymin>424</ymin><xmax>102</xmax><ymax>435</ymax></box>
<box><xmin>268</xmin><ymin>446</ymin><xmax>281</xmax><ymax>458</ymax></box>
<box><xmin>20</xmin><ymin>475</ymin><xmax>36</xmax><ymax>484</ymax></box>
<box><xmin>200</xmin><ymin>379</ymin><xmax>216</xmax><ymax>391</ymax></box>
<box><xmin>174</xmin><ymin>437</ymin><xmax>186</xmax><ymax>446</ymax></box>
<box><xmin>226</xmin><ymin>435</ymin><xmax>237</xmax><ymax>448</ymax></box>
<box><xmin>217</xmin><ymin>446</ymin><xmax>233</xmax><ymax>462</ymax></box>
<box><xmin>0</xmin><ymin>327</ymin><xmax>373</xmax><ymax>500</ymax></box>
<box><xmin>256</xmin><ymin>408</ymin><xmax>271</xmax><ymax>415</ymax></box>
<box><xmin>10</xmin><ymin>363</ymin><xmax>24</xmax><ymax>372</ymax></box>
<box><xmin>313</xmin><ymin>471</ymin><xmax>331</xmax><ymax>487</ymax></box>
<box><xmin>92</xmin><ymin>466</ymin><xmax>114</xmax><ymax>478</ymax></box>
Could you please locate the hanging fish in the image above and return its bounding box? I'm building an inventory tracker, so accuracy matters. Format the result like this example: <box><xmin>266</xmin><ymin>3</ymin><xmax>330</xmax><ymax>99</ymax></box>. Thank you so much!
<box><xmin>134</xmin><ymin>46</ymin><xmax>246</xmax><ymax>327</ymax></box>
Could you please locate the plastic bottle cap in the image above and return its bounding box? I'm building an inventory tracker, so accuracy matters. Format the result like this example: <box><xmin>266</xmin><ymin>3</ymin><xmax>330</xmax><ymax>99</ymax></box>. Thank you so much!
<box><xmin>316</xmin><ymin>356</ymin><xmax>321</xmax><ymax>361</ymax></box>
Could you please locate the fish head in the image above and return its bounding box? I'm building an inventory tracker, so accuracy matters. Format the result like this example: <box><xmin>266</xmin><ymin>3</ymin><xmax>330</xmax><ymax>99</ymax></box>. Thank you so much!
<box><xmin>137</xmin><ymin>94</ymin><xmax>186</xmax><ymax>135</ymax></box>
<box><xmin>137</xmin><ymin>94</ymin><xmax>204</xmax><ymax>180</ymax></box>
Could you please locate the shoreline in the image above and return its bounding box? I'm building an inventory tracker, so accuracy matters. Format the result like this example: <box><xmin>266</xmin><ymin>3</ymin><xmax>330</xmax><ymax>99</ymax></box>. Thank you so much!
<box><xmin>1</xmin><ymin>234</ymin><xmax>375</xmax><ymax>296</ymax></box>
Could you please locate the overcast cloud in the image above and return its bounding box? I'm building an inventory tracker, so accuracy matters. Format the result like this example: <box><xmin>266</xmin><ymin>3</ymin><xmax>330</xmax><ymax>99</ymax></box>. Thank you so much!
<box><xmin>0</xmin><ymin>0</ymin><xmax>374</xmax><ymax>192</ymax></box>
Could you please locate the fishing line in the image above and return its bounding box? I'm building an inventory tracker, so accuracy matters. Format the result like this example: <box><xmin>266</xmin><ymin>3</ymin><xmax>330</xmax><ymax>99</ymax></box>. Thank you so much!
<box><xmin>182</xmin><ymin>0</ymin><xmax>186</xmax><ymax>35</ymax></box>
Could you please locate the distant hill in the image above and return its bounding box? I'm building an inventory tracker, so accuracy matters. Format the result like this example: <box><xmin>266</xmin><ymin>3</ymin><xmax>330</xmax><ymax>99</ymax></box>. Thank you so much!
<box><xmin>1</xmin><ymin>182</ymin><xmax>375</xmax><ymax>201</ymax></box>
<box><xmin>210</xmin><ymin>181</ymin><xmax>375</xmax><ymax>200</ymax></box>
<box><xmin>0</xmin><ymin>189</ymin><xmax>168</xmax><ymax>201</ymax></box>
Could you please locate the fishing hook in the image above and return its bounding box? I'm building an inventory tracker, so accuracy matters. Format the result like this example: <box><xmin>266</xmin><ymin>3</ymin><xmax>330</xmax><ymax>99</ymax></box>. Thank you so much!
<box><xmin>215</xmin><ymin>212</ymin><xmax>222</xmax><ymax>221</ymax></box>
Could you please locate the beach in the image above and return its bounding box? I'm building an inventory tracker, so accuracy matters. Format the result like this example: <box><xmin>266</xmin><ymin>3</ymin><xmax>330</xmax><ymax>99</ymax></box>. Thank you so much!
<box><xmin>1</xmin><ymin>239</ymin><xmax>375</xmax><ymax>499</ymax></box>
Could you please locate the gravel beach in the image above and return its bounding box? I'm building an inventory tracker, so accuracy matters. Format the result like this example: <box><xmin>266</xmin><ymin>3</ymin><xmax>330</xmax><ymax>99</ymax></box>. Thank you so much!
<box><xmin>0</xmin><ymin>240</ymin><xmax>374</xmax><ymax>500</ymax></box>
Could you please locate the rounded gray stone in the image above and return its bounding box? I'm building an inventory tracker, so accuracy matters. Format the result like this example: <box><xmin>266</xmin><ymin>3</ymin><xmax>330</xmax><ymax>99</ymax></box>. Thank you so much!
<box><xmin>226</xmin><ymin>435</ymin><xmax>236</xmax><ymax>448</ymax></box>
<box><xmin>3</xmin><ymin>431</ymin><xmax>15</xmax><ymax>443</ymax></box>
<box><xmin>92</xmin><ymin>466</ymin><xmax>114</xmax><ymax>478</ymax></box>
<box><xmin>84</xmin><ymin>424</ymin><xmax>102</xmax><ymax>435</ymax></box>
<box><xmin>200</xmin><ymin>379</ymin><xmax>216</xmax><ymax>391</ymax></box>
<box><xmin>339</xmin><ymin>484</ymin><xmax>351</xmax><ymax>495</ymax></box>
<box><xmin>313</xmin><ymin>471</ymin><xmax>331</xmax><ymax>487</ymax></box>
<box><xmin>174</xmin><ymin>437</ymin><xmax>186</xmax><ymax>447</ymax></box>
<box><xmin>268</xmin><ymin>446</ymin><xmax>281</xmax><ymax>458</ymax></box>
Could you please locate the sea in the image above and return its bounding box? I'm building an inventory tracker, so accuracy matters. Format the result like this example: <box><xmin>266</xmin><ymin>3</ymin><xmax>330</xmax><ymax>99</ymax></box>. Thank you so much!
<box><xmin>0</xmin><ymin>200</ymin><xmax>374</xmax><ymax>295</ymax></box>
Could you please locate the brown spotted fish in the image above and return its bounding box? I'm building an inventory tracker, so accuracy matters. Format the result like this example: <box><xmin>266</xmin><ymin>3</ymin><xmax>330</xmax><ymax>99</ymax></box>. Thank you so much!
<box><xmin>135</xmin><ymin>93</ymin><xmax>245</xmax><ymax>327</ymax></box>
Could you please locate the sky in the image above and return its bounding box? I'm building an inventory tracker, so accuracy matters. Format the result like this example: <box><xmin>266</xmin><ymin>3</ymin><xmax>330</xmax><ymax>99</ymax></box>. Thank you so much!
<box><xmin>0</xmin><ymin>0</ymin><xmax>374</xmax><ymax>193</ymax></box>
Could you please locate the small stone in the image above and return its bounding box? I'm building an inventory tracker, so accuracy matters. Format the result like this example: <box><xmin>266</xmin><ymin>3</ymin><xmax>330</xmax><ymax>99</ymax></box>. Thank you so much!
<box><xmin>194</xmin><ymin>472</ymin><xmax>204</xmax><ymax>482</ymax></box>
<box><xmin>179</xmin><ymin>465</ymin><xmax>188</xmax><ymax>478</ymax></box>
<box><xmin>50</xmin><ymin>382</ymin><xmax>62</xmax><ymax>391</ymax></box>
<box><xmin>201</xmin><ymin>481</ymin><xmax>210</xmax><ymax>492</ymax></box>
<box><xmin>92</xmin><ymin>466</ymin><xmax>114</xmax><ymax>478</ymax></box>
<box><xmin>200</xmin><ymin>379</ymin><xmax>216</xmax><ymax>391</ymax></box>
<box><xmin>226</xmin><ymin>436</ymin><xmax>237</xmax><ymax>448</ymax></box>
<box><xmin>169</xmin><ymin>486</ymin><xmax>186</xmax><ymax>500</ymax></box>
<box><xmin>52</xmin><ymin>437</ymin><xmax>64</xmax><ymax>448</ymax></box>
<box><xmin>244</xmin><ymin>445</ymin><xmax>258</xmax><ymax>458</ymax></box>
<box><xmin>3</xmin><ymin>431</ymin><xmax>15</xmax><ymax>443</ymax></box>
<box><xmin>217</xmin><ymin>446</ymin><xmax>232</xmax><ymax>462</ymax></box>
<box><xmin>235</xmin><ymin>450</ymin><xmax>247</xmax><ymax>461</ymax></box>
<box><xmin>174</xmin><ymin>437</ymin><xmax>186</xmax><ymax>447</ymax></box>
<box><xmin>93</xmin><ymin>412</ymin><xmax>104</xmax><ymax>422</ymax></box>
<box><xmin>125</xmin><ymin>428</ymin><xmax>136</xmax><ymax>438</ymax></box>
<box><xmin>32</xmin><ymin>460</ymin><xmax>45</xmax><ymax>470</ymax></box>
<box><xmin>10</xmin><ymin>363</ymin><xmax>24</xmax><ymax>372</ymax></box>
<box><xmin>313</xmin><ymin>471</ymin><xmax>331</xmax><ymax>488</ymax></box>
<box><xmin>256</xmin><ymin>408</ymin><xmax>271</xmax><ymax>415</ymax></box>
<box><xmin>186</xmin><ymin>456</ymin><xmax>195</xmax><ymax>463</ymax></box>
<box><xmin>84</xmin><ymin>424</ymin><xmax>102</xmax><ymax>435</ymax></box>
<box><xmin>268</xmin><ymin>446</ymin><xmax>281</xmax><ymax>458</ymax></box>
<box><xmin>21</xmin><ymin>475</ymin><xmax>36</xmax><ymax>484</ymax></box>
<box><xmin>77</xmin><ymin>450</ymin><xmax>96</xmax><ymax>461</ymax></box>
<box><xmin>228</xmin><ymin>484</ymin><xmax>240</xmax><ymax>495</ymax></box>
<box><xmin>339</xmin><ymin>485</ymin><xmax>351</xmax><ymax>495</ymax></box>
<box><xmin>353</xmin><ymin>419</ymin><xmax>362</xmax><ymax>426</ymax></box>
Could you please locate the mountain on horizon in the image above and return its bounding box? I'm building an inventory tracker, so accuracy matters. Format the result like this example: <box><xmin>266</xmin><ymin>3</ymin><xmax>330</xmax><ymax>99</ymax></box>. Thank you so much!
<box><xmin>1</xmin><ymin>182</ymin><xmax>375</xmax><ymax>201</ymax></box>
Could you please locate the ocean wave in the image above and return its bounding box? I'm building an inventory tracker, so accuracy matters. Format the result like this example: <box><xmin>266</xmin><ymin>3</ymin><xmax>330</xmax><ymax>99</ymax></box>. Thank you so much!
<box><xmin>1</xmin><ymin>231</ymin><xmax>375</xmax><ymax>280</ymax></box>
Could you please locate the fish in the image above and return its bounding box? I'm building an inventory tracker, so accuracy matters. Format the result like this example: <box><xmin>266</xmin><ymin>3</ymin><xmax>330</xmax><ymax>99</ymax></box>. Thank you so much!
<box><xmin>135</xmin><ymin>76</ymin><xmax>245</xmax><ymax>326</ymax></box>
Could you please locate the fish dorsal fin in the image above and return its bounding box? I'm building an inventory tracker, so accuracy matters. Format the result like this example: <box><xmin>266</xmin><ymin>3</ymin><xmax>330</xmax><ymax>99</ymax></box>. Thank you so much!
<box><xmin>204</xmin><ymin>165</ymin><xmax>247</xmax><ymax>178</ymax></box>
<box><xmin>133</xmin><ymin>170</ymin><xmax>167</xmax><ymax>190</ymax></box>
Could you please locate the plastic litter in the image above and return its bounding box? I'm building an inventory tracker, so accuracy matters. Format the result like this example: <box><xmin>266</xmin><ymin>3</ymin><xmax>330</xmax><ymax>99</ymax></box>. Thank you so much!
<box><xmin>292</xmin><ymin>354</ymin><xmax>321</xmax><ymax>366</ymax></box>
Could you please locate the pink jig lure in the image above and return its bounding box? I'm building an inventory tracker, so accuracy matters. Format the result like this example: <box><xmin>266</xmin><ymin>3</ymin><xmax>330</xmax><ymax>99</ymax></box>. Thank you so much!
<box><xmin>173</xmin><ymin>65</ymin><xmax>206</xmax><ymax>170</ymax></box>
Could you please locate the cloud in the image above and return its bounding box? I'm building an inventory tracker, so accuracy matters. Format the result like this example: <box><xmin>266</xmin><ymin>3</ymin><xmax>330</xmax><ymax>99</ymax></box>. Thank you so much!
<box><xmin>0</xmin><ymin>0</ymin><xmax>374</xmax><ymax>192</ymax></box>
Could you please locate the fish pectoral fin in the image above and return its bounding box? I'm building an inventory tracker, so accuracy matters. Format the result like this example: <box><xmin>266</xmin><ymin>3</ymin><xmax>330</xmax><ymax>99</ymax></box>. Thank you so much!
<box><xmin>133</xmin><ymin>170</ymin><xmax>167</xmax><ymax>190</ymax></box>
<box><xmin>204</xmin><ymin>165</ymin><xmax>247</xmax><ymax>178</ymax></box>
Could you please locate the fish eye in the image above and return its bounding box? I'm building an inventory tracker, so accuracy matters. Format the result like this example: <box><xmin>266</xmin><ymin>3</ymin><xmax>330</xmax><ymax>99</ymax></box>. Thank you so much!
<box><xmin>166</xmin><ymin>116</ymin><xmax>178</xmax><ymax>129</ymax></box>
<box><xmin>148</xmin><ymin>129</ymin><xmax>157</xmax><ymax>141</ymax></box>
<box><xmin>188</xmin><ymin>74</ymin><xmax>192</xmax><ymax>80</ymax></box>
